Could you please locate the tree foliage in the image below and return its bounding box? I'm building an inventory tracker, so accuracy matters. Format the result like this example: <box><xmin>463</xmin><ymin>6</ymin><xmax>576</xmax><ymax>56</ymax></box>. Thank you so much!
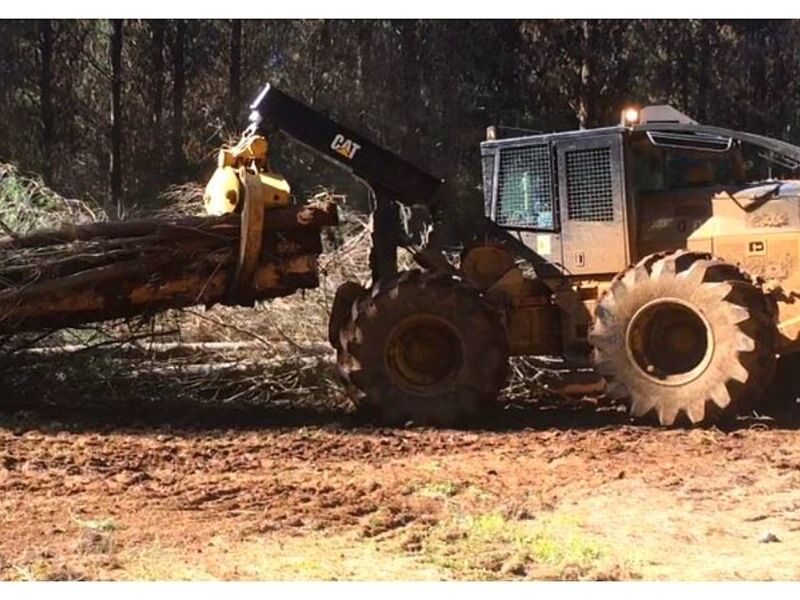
<box><xmin>0</xmin><ymin>19</ymin><xmax>797</xmax><ymax>222</ymax></box>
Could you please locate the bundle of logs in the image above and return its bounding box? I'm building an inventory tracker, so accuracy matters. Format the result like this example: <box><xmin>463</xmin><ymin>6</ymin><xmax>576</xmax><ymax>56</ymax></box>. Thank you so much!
<box><xmin>0</xmin><ymin>201</ymin><xmax>338</xmax><ymax>335</ymax></box>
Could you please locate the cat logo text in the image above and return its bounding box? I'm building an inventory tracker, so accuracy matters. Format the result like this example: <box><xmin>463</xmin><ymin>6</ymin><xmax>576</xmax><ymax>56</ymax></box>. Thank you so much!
<box><xmin>330</xmin><ymin>134</ymin><xmax>362</xmax><ymax>160</ymax></box>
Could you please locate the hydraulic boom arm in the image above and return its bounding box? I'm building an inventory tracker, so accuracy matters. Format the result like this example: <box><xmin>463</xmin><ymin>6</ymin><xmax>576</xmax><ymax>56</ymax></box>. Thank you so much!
<box><xmin>247</xmin><ymin>84</ymin><xmax>445</xmax><ymax>281</ymax></box>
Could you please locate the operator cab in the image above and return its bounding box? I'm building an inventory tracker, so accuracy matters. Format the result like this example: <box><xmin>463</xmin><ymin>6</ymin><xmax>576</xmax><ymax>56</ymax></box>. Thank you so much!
<box><xmin>480</xmin><ymin>105</ymin><xmax>800</xmax><ymax>278</ymax></box>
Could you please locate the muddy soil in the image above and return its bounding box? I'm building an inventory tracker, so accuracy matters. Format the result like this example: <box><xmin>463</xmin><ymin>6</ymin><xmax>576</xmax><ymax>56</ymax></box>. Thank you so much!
<box><xmin>2</xmin><ymin>376</ymin><xmax>800</xmax><ymax>581</ymax></box>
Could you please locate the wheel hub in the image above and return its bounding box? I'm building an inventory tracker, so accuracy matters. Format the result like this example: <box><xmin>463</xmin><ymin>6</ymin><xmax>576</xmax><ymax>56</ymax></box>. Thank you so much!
<box><xmin>626</xmin><ymin>298</ymin><xmax>714</xmax><ymax>386</ymax></box>
<box><xmin>385</xmin><ymin>315</ymin><xmax>464</xmax><ymax>393</ymax></box>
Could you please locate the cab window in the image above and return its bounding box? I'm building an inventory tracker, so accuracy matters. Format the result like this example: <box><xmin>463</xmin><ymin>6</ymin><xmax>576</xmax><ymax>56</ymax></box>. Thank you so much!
<box><xmin>631</xmin><ymin>135</ymin><xmax>743</xmax><ymax>192</ymax></box>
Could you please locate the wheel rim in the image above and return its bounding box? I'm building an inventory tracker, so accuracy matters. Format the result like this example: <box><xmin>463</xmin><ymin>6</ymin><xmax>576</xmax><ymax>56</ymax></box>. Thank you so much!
<box><xmin>384</xmin><ymin>315</ymin><xmax>464</xmax><ymax>394</ymax></box>
<box><xmin>626</xmin><ymin>298</ymin><xmax>714</xmax><ymax>386</ymax></box>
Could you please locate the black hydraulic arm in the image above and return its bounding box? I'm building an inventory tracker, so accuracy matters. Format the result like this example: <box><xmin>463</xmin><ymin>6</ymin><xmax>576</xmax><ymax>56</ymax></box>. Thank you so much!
<box><xmin>248</xmin><ymin>84</ymin><xmax>444</xmax><ymax>207</ymax></box>
<box><xmin>247</xmin><ymin>83</ymin><xmax>445</xmax><ymax>282</ymax></box>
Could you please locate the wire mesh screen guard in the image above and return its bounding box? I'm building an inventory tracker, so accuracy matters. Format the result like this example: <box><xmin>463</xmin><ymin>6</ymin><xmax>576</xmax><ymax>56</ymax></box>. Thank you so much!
<box><xmin>495</xmin><ymin>144</ymin><xmax>555</xmax><ymax>229</ymax></box>
<box><xmin>565</xmin><ymin>147</ymin><xmax>614</xmax><ymax>222</ymax></box>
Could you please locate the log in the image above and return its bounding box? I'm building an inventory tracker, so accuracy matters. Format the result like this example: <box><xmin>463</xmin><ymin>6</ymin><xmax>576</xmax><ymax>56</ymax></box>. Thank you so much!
<box><xmin>15</xmin><ymin>340</ymin><xmax>333</xmax><ymax>359</ymax></box>
<box><xmin>0</xmin><ymin>201</ymin><xmax>338</xmax><ymax>335</ymax></box>
<box><xmin>0</xmin><ymin>254</ymin><xmax>320</xmax><ymax>334</ymax></box>
<box><xmin>0</xmin><ymin>201</ymin><xmax>338</xmax><ymax>250</ymax></box>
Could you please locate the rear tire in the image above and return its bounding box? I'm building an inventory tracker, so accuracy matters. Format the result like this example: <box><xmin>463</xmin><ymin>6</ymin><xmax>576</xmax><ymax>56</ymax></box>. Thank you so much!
<box><xmin>336</xmin><ymin>270</ymin><xmax>509</xmax><ymax>426</ymax></box>
<box><xmin>590</xmin><ymin>250</ymin><xmax>776</xmax><ymax>426</ymax></box>
<box><xmin>328</xmin><ymin>281</ymin><xmax>367</xmax><ymax>351</ymax></box>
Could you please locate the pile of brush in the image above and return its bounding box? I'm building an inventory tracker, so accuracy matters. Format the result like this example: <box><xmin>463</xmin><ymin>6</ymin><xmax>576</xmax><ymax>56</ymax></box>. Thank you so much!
<box><xmin>0</xmin><ymin>185</ymin><xmax>367</xmax><ymax>413</ymax></box>
<box><xmin>0</xmin><ymin>163</ymin><xmax>100</xmax><ymax>236</ymax></box>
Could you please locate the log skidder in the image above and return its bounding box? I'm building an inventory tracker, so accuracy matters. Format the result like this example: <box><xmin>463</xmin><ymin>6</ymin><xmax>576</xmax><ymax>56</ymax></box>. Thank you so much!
<box><xmin>335</xmin><ymin>270</ymin><xmax>510</xmax><ymax>426</ymax></box>
<box><xmin>221</xmin><ymin>86</ymin><xmax>800</xmax><ymax>428</ymax></box>
<box><xmin>10</xmin><ymin>85</ymin><xmax>800</xmax><ymax>428</ymax></box>
<box><xmin>589</xmin><ymin>251</ymin><xmax>777</xmax><ymax>426</ymax></box>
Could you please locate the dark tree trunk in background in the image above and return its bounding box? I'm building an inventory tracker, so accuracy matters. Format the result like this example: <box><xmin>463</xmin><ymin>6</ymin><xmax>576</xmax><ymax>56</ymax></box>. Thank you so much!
<box><xmin>575</xmin><ymin>21</ymin><xmax>592</xmax><ymax>129</ymax></box>
<box><xmin>771</xmin><ymin>23</ymin><xmax>793</xmax><ymax>138</ymax></box>
<box><xmin>150</xmin><ymin>21</ymin><xmax>165</xmax><ymax>145</ymax></box>
<box><xmin>6</xmin><ymin>19</ymin><xmax>800</xmax><ymax>212</ymax></box>
<box><xmin>109</xmin><ymin>19</ymin><xmax>124</xmax><ymax>219</ymax></box>
<box><xmin>172</xmin><ymin>20</ymin><xmax>186</xmax><ymax>174</ymax></box>
<box><xmin>745</xmin><ymin>22</ymin><xmax>768</xmax><ymax>133</ymax></box>
<box><xmin>678</xmin><ymin>26</ymin><xmax>691</xmax><ymax>113</ymax></box>
<box><xmin>229</xmin><ymin>20</ymin><xmax>242</xmax><ymax>129</ymax></box>
<box><xmin>38</xmin><ymin>20</ymin><xmax>54</xmax><ymax>185</ymax></box>
<box><xmin>397</xmin><ymin>21</ymin><xmax>423</xmax><ymax>156</ymax></box>
<box><xmin>697</xmin><ymin>21</ymin><xmax>713</xmax><ymax>123</ymax></box>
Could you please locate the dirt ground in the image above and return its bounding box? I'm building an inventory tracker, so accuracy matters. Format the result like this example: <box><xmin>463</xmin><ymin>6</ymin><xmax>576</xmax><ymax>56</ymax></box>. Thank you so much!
<box><xmin>2</xmin><ymin>371</ymin><xmax>800</xmax><ymax>582</ymax></box>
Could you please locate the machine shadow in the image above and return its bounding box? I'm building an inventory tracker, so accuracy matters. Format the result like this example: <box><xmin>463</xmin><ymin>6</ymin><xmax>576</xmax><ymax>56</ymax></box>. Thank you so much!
<box><xmin>3</xmin><ymin>352</ymin><xmax>799</xmax><ymax>435</ymax></box>
<box><xmin>2</xmin><ymin>380</ymin><xmax>799</xmax><ymax>436</ymax></box>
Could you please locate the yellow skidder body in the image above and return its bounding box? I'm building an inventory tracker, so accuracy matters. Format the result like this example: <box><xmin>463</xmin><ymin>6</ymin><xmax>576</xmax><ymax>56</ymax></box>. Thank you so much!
<box><xmin>203</xmin><ymin>132</ymin><xmax>290</xmax><ymax>216</ymax></box>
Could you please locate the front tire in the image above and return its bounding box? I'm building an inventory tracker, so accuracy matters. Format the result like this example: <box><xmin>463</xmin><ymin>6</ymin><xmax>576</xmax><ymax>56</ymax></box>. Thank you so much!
<box><xmin>336</xmin><ymin>270</ymin><xmax>509</xmax><ymax>426</ymax></box>
<box><xmin>590</xmin><ymin>251</ymin><xmax>776</xmax><ymax>426</ymax></box>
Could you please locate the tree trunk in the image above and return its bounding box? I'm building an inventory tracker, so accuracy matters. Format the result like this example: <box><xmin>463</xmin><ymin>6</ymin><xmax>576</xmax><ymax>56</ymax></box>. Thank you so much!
<box><xmin>697</xmin><ymin>22</ymin><xmax>712</xmax><ymax>123</ymax></box>
<box><xmin>576</xmin><ymin>21</ymin><xmax>591</xmax><ymax>129</ymax></box>
<box><xmin>109</xmin><ymin>19</ymin><xmax>124</xmax><ymax>219</ymax></box>
<box><xmin>150</xmin><ymin>20</ymin><xmax>165</xmax><ymax>144</ymax></box>
<box><xmin>398</xmin><ymin>21</ymin><xmax>422</xmax><ymax>154</ymax></box>
<box><xmin>678</xmin><ymin>24</ymin><xmax>692</xmax><ymax>114</ymax></box>
<box><xmin>172</xmin><ymin>20</ymin><xmax>186</xmax><ymax>174</ymax></box>
<box><xmin>745</xmin><ymin>23</ymin><xmax>768</xmax><ymax>133</ymax></box>
<box><xmin>771</xmin><ymin>22</ymin><xmax>791</xmax><ymax>137</ymax></box>
<box><xmin>229</xmin><ymin>20</ymin><xmax>242</xmax><ymax>129</ymax></box>
<box><xmin>38</xmin><ymin>20</ymin><xmax>54</xmax><ymax>185</ymax></box>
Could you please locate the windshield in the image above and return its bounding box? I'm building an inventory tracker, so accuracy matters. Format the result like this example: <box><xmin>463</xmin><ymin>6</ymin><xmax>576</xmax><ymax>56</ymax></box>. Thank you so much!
<box><xmin>631</xmin><ymin>135</ymin><xmax>744</xmax><ymax>193</ymax></box>
<box><xmin>631</xmin><ymin>125</ymin><xmax>800</xmax><ymax>192</ymax></box>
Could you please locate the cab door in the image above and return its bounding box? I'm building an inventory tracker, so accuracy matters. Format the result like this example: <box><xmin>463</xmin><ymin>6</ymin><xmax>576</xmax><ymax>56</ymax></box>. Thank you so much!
<box><xmin>556</xmin><ymin>134</ymin><xmax>629</xmax><ymax>276</ymax></box>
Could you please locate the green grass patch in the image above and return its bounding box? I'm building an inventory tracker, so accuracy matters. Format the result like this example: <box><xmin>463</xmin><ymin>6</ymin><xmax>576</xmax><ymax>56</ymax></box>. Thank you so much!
<box><xmin>417</xmin><ymin>511</ymin><xmax>610</xmax><ymax>580</ymax></box>
<box><xmin>415</xmin><ymin>481</ymin><xmax>464</xmax><ymax>499</ymax></box>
